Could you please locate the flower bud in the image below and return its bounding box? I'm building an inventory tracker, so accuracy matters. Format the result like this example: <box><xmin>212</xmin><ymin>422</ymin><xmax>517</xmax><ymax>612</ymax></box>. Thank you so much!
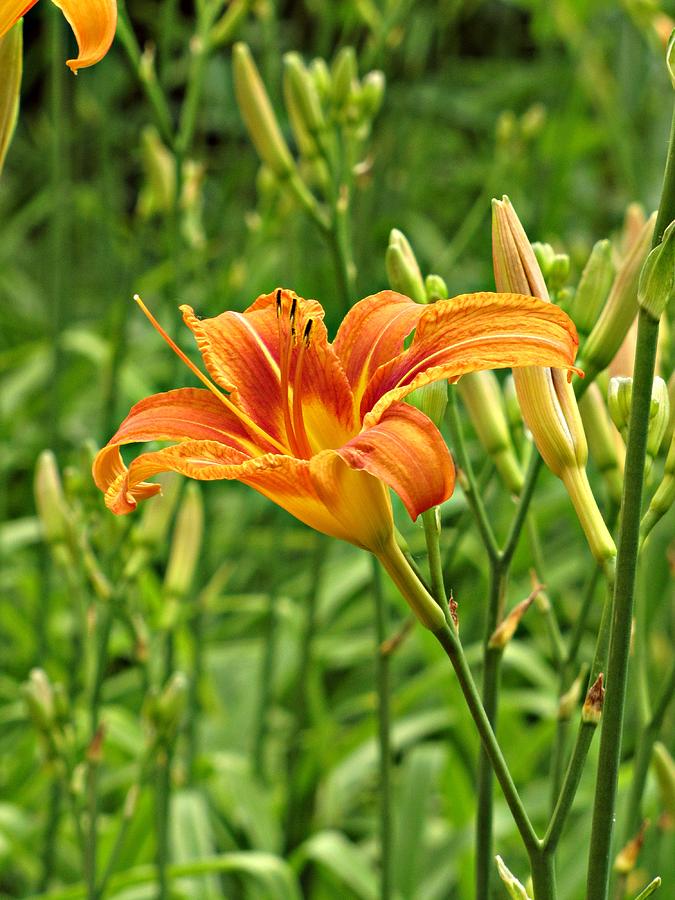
<box><xmin>579</xmin><ymin>383</ymin><xmax>625</xmax><ymax>506</ymax></box>
<box><xmin>233</xmin><ymin>43</ymin><xmax>294</xmax><ymax>178</ymax></box>
<box><xmin>137</xmin><ymin>125</ymin><xmax>174</xmax><ymax>218</ymax></box>
<box><xmin>22</xmin><ymin>669</ymin><xmax>55</xmax><ymax>733</ymax></box>
<box><xmin>532</xmin><ymin>241</ymin><xmax>556</xmax><ymax>277</ymax></box>
<box><xmin>581</xmin><ymin>212</ymin><xmax>656</xmax><ymax>379</ymax></box>
<box><xmin>613</xmin><ymin>820</ymin><xmax>649</xmax><ymax>875</ymax></box>
<box><xmin>155</xmin><ymin>672</ymin><xmax>189</xmax><ymax>741</ymax></box>
<box><xmin>641</xmin><ymin>429</ymin><xmax>675</xmax><ymax>539</ymax></box>
<box><xmin>492</xmin><ymin>197</ymin><xmax>616</xmax><ymax>564</ymax></box>
<box><xmin>582</xmin><ymin>672</ymin><xmax>605</xmax><ymax>724</ymax></box>
<box><xmin>620</xmin><ymin>203</ymin><xmax>647</xmax><ymax>259</ymax></box>
<box><xmin>331</xmin><ymin>46</ymin><xmax>357</xmax><ymax>111</ymax></box>
<box><xmin>647</xmin><ymin>376</ymin><xmax>670</xmax><ymax>458</ymax></box>
<box><xmin>407</xmin><ymin>381</ymin><xmax>448</xmax><ymax>429</ymax></box>
<box><xmin>34</xmin><ymin>450</ymin><xmax>74</xmax><ymax>549</ymax></box>
<box><xmin>652</xmin><ymin>742</ymin><xmax>675</xmax><ymax>820</ymax></box>
<box><xmin>495</xmin><ymin>856</ymin><xmax>532</xmax><ymax>900</ymax></box>
<box><xmin>309</xmin><ymin>58</ymin><xmax>332</xmax><ymax>103</ymax></box>
<box><xmin>638</xmin><ymin>219</ymin><xmax>675</xmax><ymax>321</ymax></box>
<box><xmin>386</xmin><ymin>228</ymin><xmax>426</xmax><ymax>304</ymax></box>
<box><xmin>608</xmin><ymin>376</ymin><xmax>633</xmax><ymax>434</ymax></box>
<box><xmin>488</xmin><ymin>586</ymin><xmax>538</xmax><ymax>649</ymax></box>
<box><xmin>667</xmin><ymin>27</ymin><xmax>675</xmax><ymax>89</ymax></box>
<box><xmin>283</xmin><ymin>52</ymin><xmax>326</xmax><ymax>142</ymax></box>
<box><xmin>209</xmin><ymin>0</ymin><xmax>249</xmax><ymax>49</ymax></box>
<box><xmin>458</xmin><ymin>371</ymin><xmax>524</xmax><ymax>495</ymax></box>
<box><xmin>424</xmin><ymin>273</ymin><xmax>447</xmax><ymax>303</ymax></box>
<box><xmin>164</xmin><ymin>483</ymin><xmax>204</xmax><ymax>600</ymax></box>
<box><xmin>569</xmin><ymin>239</ymin><xmax>615</xmax><ymax>338</ymax></box>
<box><xmin>124</xmin><ymin>474</ymin><xmax>182</xmax><ymax>580</ymax></box>
<box><xmin>0</xmin><ymin>22</ymin><xmax>21</xmax><ymax>177</ymax></box>
<box><xmin>359</xmin><ymin>70</ymin><xmax>385</xmax><ymax>120</ymax></box>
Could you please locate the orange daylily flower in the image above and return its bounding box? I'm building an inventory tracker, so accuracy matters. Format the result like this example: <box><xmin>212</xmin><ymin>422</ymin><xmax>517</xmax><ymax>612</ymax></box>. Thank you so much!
<box><xmin>0</xmin><ymin>0</ymin><xmax>116</xmax><ymax>71</ymax></box>
<box><xmin>94</xmin><ymin>288</ymin><xmax>579</xmax><ymax>563</ymax></box>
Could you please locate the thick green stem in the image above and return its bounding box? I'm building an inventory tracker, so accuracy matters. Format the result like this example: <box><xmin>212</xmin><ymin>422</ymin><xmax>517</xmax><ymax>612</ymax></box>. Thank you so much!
<box><xmin>371</xmin><ymin>558</ymin><xmax>392</xmax><ymax>900</ymax></box>
<box><xmin>530</xmin><ymin>850</ymin><xmax>557</xmax><ymax>900</ymax></box>
<box><xmin>586</xmin><ymin>310</ymin><xmax>661</xmax><ymax>900</ymax></box>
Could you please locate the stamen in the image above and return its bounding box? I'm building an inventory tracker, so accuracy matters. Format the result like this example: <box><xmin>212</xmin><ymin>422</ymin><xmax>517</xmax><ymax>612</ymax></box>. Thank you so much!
<box><xmin>276</xmin><ymin>293</ymin><xmax>300</xmax><ymax>454</ymax></box>
<box><xmin>292</xmin><ymin>318</ymin><xmax>314</xmax><ymax>458</ymax></box>
<box><xmin>289</xmin><ymin>296</ymin><xmax>298</xmax><ymax>339</ymax></box>
<box><xmin>276</xmin><ymin>289</ymin><xmax>282</xmax><ymax>317</ymax></box>
<box><xmin>133</xmin><ymin>295</ymin><xmax>289</xmax><ymax>456</ymax></box>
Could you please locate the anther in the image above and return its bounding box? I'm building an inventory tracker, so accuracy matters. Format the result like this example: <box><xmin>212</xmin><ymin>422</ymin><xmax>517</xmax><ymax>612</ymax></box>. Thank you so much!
<box><xmin>290</xmin><ymin>296</ymin><xmax>297</xmax><ymax>324</ymax></box>
<box><xmin>275</xmin><ymin>289</ymin><xmax>282</xmax><ymax>317</ymax></box>
<box><xmin>303</xmin><ymin>319</ymin><xmax>313</xmax><ymax>346</ymax></box>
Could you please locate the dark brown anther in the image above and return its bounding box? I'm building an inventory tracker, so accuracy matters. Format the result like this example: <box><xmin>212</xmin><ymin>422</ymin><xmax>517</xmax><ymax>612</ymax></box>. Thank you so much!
<box><xmin>303</xmin><ymin>319</ymin><xmax>313</xmax><ymax>346</ymax></box>
<box><xmin>275</xmin><ymin>288</ymin><xmax>282</xmax><ymax>317</ymax></box>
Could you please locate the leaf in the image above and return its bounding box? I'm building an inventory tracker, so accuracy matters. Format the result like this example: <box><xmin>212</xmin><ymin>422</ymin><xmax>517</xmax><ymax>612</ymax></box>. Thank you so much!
<box><xmin>293</xmin><ymin>830</ymin><xmax>379</xmax><ymax>899</ymax></box>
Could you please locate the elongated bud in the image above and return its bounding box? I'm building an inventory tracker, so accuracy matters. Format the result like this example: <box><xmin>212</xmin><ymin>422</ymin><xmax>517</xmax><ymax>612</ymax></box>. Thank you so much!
<box><xmin>359</xmin><ymin>70</ymin><xmax>385</xmax><ymax>119</ymax></box>
<box><xmin>233</xmin><ymin>43</ymin><xmax>294</xmax><ymax>178</ymax></box>
<box><xmin>581</xmin><ymin>212</ymin><xmax>656</xmax><ymax>379</ymax></box>
<box><xmin>582</xmin><ymin>672</ymin><xmax>605</xmax><ymax>724</ymax></box>
<box><xmin>495</xmin><ymin>856</ymin><xmax>532</xmax><ymax>900</ymax></box>
<box><xmin>386</xmin><ymin>228</ymin><xmax>427</xmax><ymax>304</ymax></box>
<box><xmin>284</xmin><ymin>52</ymin><xmax>326</xmax><ymax>140</ymax></box>
<box><xmin>652</xmin><ymin>742</ymin><xmax>675</xmax><ymax>819</ymax></box>
<box><xmin>407</xmin><ymin>381</ymin><xmax>448</xmax><ymax>428</ymax></box>
<box><xmin>310</xmin><ymin>57</ymin><xmax>332</xmax><ymax>102</ymax></box>
<box><xmin>331</xmin><ymin>46</ymin><xmax>357</xmax><ymax>110</ymax></box>
<box><xmin>124</xmin><ymin>474</ymin><xmax>182</xmax><ymax>580</ymax></box>
<box><xmin>164</xmin><ymin>483</ymin><xmax>204</xmax><ymax>599</ymax></box>
<box><xmin>209</xmin><ymin>0</ymin><xmax>249</xmax><ymax>49</ymax></box>
<box><xmin>608</xmin><ymin>376</ymin><xmax>633</xmax><ymax>434</ymax></box>
<box><xmin>667</xmin><ymin>27</ymin><xmax>675</xmax><ymax>89</ymax></box>
<box><xmin>283</xmin><ymin>64</ymin><xmax>316</xmax><ymax>158</ymax></box>
<box><xmin>459</xmin><ymin>371</ymin><xmax>524</xmax><ymax>494</ymax></box>
<box><xmin>0</xmin><ymin>22</ymin><xmax>21</xmax><ymax>177</ymax></box>
<box><xmin>137</xmin><ymin>125</ymin><xmax>175</xmax><ymax>218</ymax></box>
<box><xmin>558</xmin><ymin>665</ymin><xmax>588</xmax><ymax>720</ymax></box>
<box><xmin>488</xmin><ymin>585</ymin><xmax>539</xmax><ymax>649</ymax></box>
<box><xmin>579</xmin><ymin>383</ymin><xmax>625</xmax><ymax>505</ymax></box>
<box><xmin>638</xmin><ymin>219</ymin><xmax>675</xmax><ymax>321</ymax></box>
<box><xmin>614</xmin><ymin>820</ymin><xmax>649</xmax><ymax>875</ymax></box>
<box><xmin>569</xmin><ymin>239</ymin><xmax>615</xmax><ymax>337</ymax></box>
<box><xmin>641</xmin><ymin>429</ymin><xmax>675</xmax><ymax>539</ymax></box>
<box><xmin>425</xmin><ymin>273</ymin><xmax>447</xmax><ymax>302</ymax></box>
<box><xmin>532</xmin><ymin>242</ymin><xmax>569</xmax><ymax>294</ymax></box>
<box><xmin>22</xmin><ymin>669</ymin><xmax>55</xmax><ymax>733</ymax></box>
<box><xmin>620</xmin><ymin>203</ymin><xmax>647</xmax><ymax>259</ymax></box>
<box><xmin>609</xmin><ymin>375</ymin><xmax>670</xmax><ymax>464</ymax></box>
<box><xmin>34</xmin><ymin>451</ymin><xmax>74</xmax><ymax>548</ymax></box>
<box><xmin>155</xmin><ymin>673</ymin><xmax>189</xmax><ymax>739</ymax></box>
<box><xmin>493</xmin><ymin>197</ymin><xmax>616</xmax><ymax>564</ymax></box>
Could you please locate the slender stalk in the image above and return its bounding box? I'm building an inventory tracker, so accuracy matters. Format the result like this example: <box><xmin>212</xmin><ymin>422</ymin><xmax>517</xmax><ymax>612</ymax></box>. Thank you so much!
<box><xmin>501</xmin><ymin>454</ymin><xmax>543</xmax><ymax>567</ymax></box>
<box><xmin>530</xmin><ymin>851</ymin><xmax>557</xmax><ymax>900</ymax></box>
<box><xmin>421</xmin><ymin>508</ymin><xmax>447</xmax><ymax>606</ymax></box>
<box><xmin>544</xmin><ymin>722</ymin><xmax>597</xmax><ymax>853</ymax></box>
<box><xmin>39</xmin><ymin>781</ymin><xmax>61</xmax><ymax>892</ymax></box>
<box><xmin>155</xmin><ymin>745</ymin><xmax>171</xmax><ymax>900</ymax></box>
<box><xmin>371</xmin><ymin>558</ymin><xmax>393</xmax><ymax>900</ymax></box>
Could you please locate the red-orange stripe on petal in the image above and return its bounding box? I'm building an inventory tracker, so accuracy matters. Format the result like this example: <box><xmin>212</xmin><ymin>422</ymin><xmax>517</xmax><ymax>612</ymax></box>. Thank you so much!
<box><xmin>338</xmin><ymin>402</ymin><xmax>455</xmax><ymax>521</ymax></box>
<box><xmin>51</xmin><ymin>0</ymin><xmax>117</xmax><ymax>71</ymax></box>
<box><xmin>362</xmin><ymin>292</ymin><xmax>580</xmax><ymax>425</ymax></box>
<box><xmin>332</xmin><ymin>290</ymin><xmax>424</xmax><ymax>408</ymax></box>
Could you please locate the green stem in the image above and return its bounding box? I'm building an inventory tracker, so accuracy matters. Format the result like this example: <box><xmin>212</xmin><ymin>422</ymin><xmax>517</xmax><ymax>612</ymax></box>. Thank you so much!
<box><xmin>155</xmin><ymin>746</ymin><xmax>171</xmax><ymax>900</ymax></box>
<box><xmin>530</xmin><ymin>850</ymin><xmax>557</xmax><ymax>900</ymax></box>
<box><xmin>39</xmin><ymin>781</ymin><xmax>61</xmax><ymax>892</ymax></box>
<box><xmin>421</xmin><ymin>509</ymin><xmax>447</xmax><ymax>606</ymax></box>
<box><xmin>371</xmin><ymin>558</ymin><xmax>392</xmax><ymax>900</ymax></box>
<box><xmin>501</xmin><ymin>453</ymin><xmax>542</xmax><ymax>567</ymax></box>
<box><xmin>544</xmin><ymin>722</ymin><xmax>597</xmax><ymax>853</ymax></box>
<box><xmin>586</xmin><ymin>309</ymin><xmax>661</xmax><ymax>900</ymax></box>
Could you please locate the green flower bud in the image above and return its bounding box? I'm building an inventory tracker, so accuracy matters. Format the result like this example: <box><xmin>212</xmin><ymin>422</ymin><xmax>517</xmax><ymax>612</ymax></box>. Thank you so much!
<box><xmin>613</xmin><ymin>820</ymin><xmax>648</xmax><ymax>875</ymax></box>
<box><xmin>359</xmin><ymin>70</ymin><xmax>385</xmax><ymax>120</ymax></box>
<box><xmin>34</xmin><ymin>451</ymin><xmax>74</xmax><ymax>549</ymax></box>
<box><xmin>488</xmin><ymin>587</ymin><xmax>537</xmax><ymax>649</ymax></box>
<box><xmin>459</xmin><ymin>371</ymin><xmax>524</xmax><ymax>495</ymax></box>
<box><xmin>22</xmin><ymin>669</ymin><xmax>55</xmax><ymax>733</ymax></box>
<box><xmin>638</xmin><ymin>219</ymin><xmax>675</xmax><ymax>321</ymax></box>
<box><xmin>309</xmin><ymin>58</ymin><xmax>332</xmax><ymax>103</ymax></box>
<box><xmin>155</xmin><ymin>673</ymin><xmax>189</xmax><ymax>740</ymax></box>
<box><xmin>233</xmin><ymin>43</ymin><xmax>294</xmax><ymax>178</ymax></box>
<box><xmin>652</xmin><ymin>742</ymin><xmax>675</xmax><ymax>819</ymax></box>
<box><xmin>0</xmin><ymin>22</ymin><xmax>22</xmax><ymax>177</ymax></box>
<box><xmin>385</xmin><ymin>228</ymin><xmax>426</xmax><ymax>303</ymax></box>
<box><xmin>641</xmin><ymin>429</ymin><xmax>675</xmax><ymax>539</ymax></box>
<box><xmin>407</xmin><ymin>381</ymin><xmax>448</xmax><ymax>429</ymax></box>
<box><xmin>209</xmin><ymin>0</ymin><xmax>250</xmax><ymax>50</ymax></box>
<box><xmin>532</xmin><ymin>242</ymin><xmax>556</xmax><ymax>278</ymax></box>
<box><xmin>667</xmin><ymin>27</ymin><xmax>675</xmax><ymax>89</ymax></box>
<box><xmin>647</xmin><ymin>375</ymin><xmax>670</xmax><ymax>459</ymax></box>
<box><xmin>608</xmin><ymin>376</ymin><xmax>633</xmax><ymax>434</ymax></box>
<box><xmin>164</xmin><ymin>483</ymin><xmax>204</xmax><ymax>600</ymax></box>
<box><xmin>579</xmin><ymin>383</ymin><xmax>625</xmax><ymax>505</ymax></box>
<box><xmin>569</xmin><ymin>239</ymin><xmax>615</xmax><ymax>337</ymax></box>
<box><xmin>581</xmin><ymin>212</ymin><xmax>656</xmax><ymax>379</ymax></box>
<box><xmin>558</xmin><ymin>665</ymin><xmax>588</xmax><ymax>720</ymax></box>
<box><xmin>424</xmin><ymin>273</ymin><xmax>447</xmax><ymax>303</ymax></box>
<box><xmin>520</xmin><ymin>102</ymin><xmax>546</xmax><ymax>139</ymax></box>
<box><xmin>284</xmin><ymin>52</ymin><xmax>326</xmax><ymax>141</ymax></box>
<box><xmin>137</xmin><ymin>125</ymin><xmax>175</xmax><ymax>218</ymax></box>
<box><xmin>495</xmin><ymin>110</ymin><xmax>517</xmax><ymax>146</ymax></box>
<box><xmin>331</xmin><ymin>46</ymin><xmax>357</xmax><ymax>111</ymax></box>
<box><xmin>124</xmin><ymin>474</ymin><xmax>182</xmax><ymax>581</ymax></box>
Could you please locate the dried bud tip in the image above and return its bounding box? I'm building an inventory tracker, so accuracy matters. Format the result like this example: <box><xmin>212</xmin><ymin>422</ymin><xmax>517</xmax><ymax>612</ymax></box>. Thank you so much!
<box><xmin>582</xmin><ymin>673</ymin><xmax>605</xmax><ymax>723</ymax></box>
<box><xmin>613</xmin><ymin>819</ymin><xmax>650</xmax><ymax>875</ymax></box>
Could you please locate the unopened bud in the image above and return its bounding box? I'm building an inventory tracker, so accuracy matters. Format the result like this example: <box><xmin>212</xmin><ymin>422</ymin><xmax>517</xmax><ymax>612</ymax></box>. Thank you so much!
<box><xmin>614</xmin><ymin>820</ymin><xmax>649</xmax><ymax>875</ymax></box>
<box><xmin>488</xmin><ymin>585</ymin><xmax>539</xmax><ymax>649</ymax></box>
<box><xmin>459</xmin><ymin>371</ymin><xmax>524</xmax><ymax>495</ymax></box>
<box><xmin>34</xmin><ymin>451</ymin><xmax>74</xmax><ymax>548</ymax></box>
<box><xmin>0</xmin><ymin>22</ymin><xmax>22</xmax><ymax>176</ymax></box>
<box><xmin>495</xmin><ymin>110</ymin><xmax>517</xmax><ymax>146</ymax></box>
<box><xmin>424</xmin><ymin>273</ymin><xmax>447</xmax><ymax>303</ymax></box>
<box><xmin>667</xmin><ymin>27</ymin><xmax>675</xmax><ymax>89</ymax></box>
<box><xmin>647</xmin><ymin>376</ymin><xmax>670</xmax><ymax>458</ymax></box>
<box><xmin>581</xmin><ymin>213</ymin><xmax>656</xmax><ymax>379</ymax></box>
<box><xmin>638</xmin><ymin>219</ymin><xmax>675</xmax><ymax>321</ymax></box>
<box><xmin>608</xmin><ymin>376</ymin><xmax>633</xmax><ymax>434</ymax></box>
<box><xmin>620</xmin><ymin>203</ymin><xmax>647</xmax><ymax>259</ymax></box>
<box><xmin>520</xmin><ymin>103</ymin><xmax>546</xmax><ymax>139</ymax></box>
<box><xmin>124</xmin><ymin>474</ymin><xmax>182</xmax><ymax>580</ymax></box>
<box><xmin>582</xmin><ymin>672</ymin><xmax>605</xmax><ymax>724</ymax></box>
<box><xmin>284</xmin><ymin>52</ymin><xmax>326</xmax><ymax>141</ymax></box>
<box><xmin>233</xmin><ymin>43</ymin><xmax>294</xmax><ymax>178</ymax></box>
<box><xmin>331</xmin><ymin>46</ymin><xmax>357</xmax><ymax>110</ymax></box>
<box><xmin>495</xmin><ymin>855</ymin><xmax>532</xmax><ymax>900</ymax></box>
<box><xmin>209</xmin><ymin>0</ymin><xmax>249</xmax><ymax>49</ymax></box>
<box><xmin>164</xmin><ymin>483</ymin><xmax>204</xmax><ymax>600</ymax></box>
<box><xmin>309</xmin><ymin>57</ymin><xmax>332</xmax><ymax>102</ymax></box>
<box><xmin>641</xmin><ymin>431</ymin><xmax>675</xmax><ymax>539</ymax></box>
<box><xmin>22</xmin><ymin>669</ymin><xmax>55</xmax><ymax>733</ymax></box>
<box><xmin>155</xmin><ymin>672</ymin><xmax>189</xmax><ymax>740</ymax></box>
<box><xmin>359</xmin><ymin>70</ymin><xmax>385</xmax><ymax>120</ymax></box>
<box><xmin>579</xmin><ymin>383</ymin><xmax>625</xmax><ymax>504</ymax></box>
<box><xmin>652</xmin><ymin>742</ymin><xmax>675</xmax><ymax>819</ymax></box>
<box><xmin>407</xmin><ymin>381</ymin><xmax>448</xmax><ymax>429</ymax></box>
<box><xmin>533</xmin><ymin>242</ymin><xmax>556</xmax><ymax>278</ymax></box>
<box><xmin>137</xmin><ymin>125</ymin><xmax>174</xmax><ymax>218</ymax></box>
<box><xmin>558</xmin><ymin>665</ymin><xmax>588</xmax><ymax>720</ymax></box>
<box><xmin>86</xmin><ymin>724</ymin><xmax>105</xmax><ymax>764</ymax></box>
<box><xmin>569</xmin><ymin>239</ymin><xmax>615</xmax><ymax>337</ymax></box>
<box><xmin>533</xmin><ymin>243</ymin><xmax>570</xmax><ymax>294</ymax></box>
<box><xmin>386</xmin><ymin>228</ymin><xmax>426</xmax><ymax>304</ymax></box>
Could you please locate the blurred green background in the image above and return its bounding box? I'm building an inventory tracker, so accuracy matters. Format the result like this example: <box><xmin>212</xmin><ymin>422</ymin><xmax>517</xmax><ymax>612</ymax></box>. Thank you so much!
<box><xmin>1</xmin><ymin>1</ymin><xmax>673</xmax><ymax>898</ymax></box>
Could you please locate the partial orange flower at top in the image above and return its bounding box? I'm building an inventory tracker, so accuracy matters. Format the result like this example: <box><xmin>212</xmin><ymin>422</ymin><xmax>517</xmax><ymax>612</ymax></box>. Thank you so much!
<box><xmin>0</xmin><ymin>0</ymin><xmax>116</xmax><ymax>71</ymax></box>
<box><xmin>94</xmin><ymin>289</ymin><xmax>578</xmax><ymax>561</ymax></box>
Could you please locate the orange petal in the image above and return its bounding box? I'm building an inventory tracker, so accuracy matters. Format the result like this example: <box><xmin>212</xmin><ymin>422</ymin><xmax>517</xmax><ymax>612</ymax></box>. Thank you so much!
<box><xmin>0</xmin><ymin>1</ymin><xmax>37</xmax><ymax>38</ymax></box>
<box><xmin>361</xmin><ymin>292</ymin><xmax>581</xmax><ymax>425</ymax></box>
<box><xmin>332</xmin><ymin>290</ymin><xmax>424</xmax><ymax>407</ymax></box>
<box><xmin>181</xmin><ymin>289</ymin><xmax>356</xmax><ymax>454</ymax></box>
<box><xmin>338</xmin><ymin>402</ymin><xmax>455</xmax><ymax>520</ymax></box>
<box><xmin>51</xmin><ymin>0</ymin><xmax>116</xmax><ymax>71</ymax></box>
